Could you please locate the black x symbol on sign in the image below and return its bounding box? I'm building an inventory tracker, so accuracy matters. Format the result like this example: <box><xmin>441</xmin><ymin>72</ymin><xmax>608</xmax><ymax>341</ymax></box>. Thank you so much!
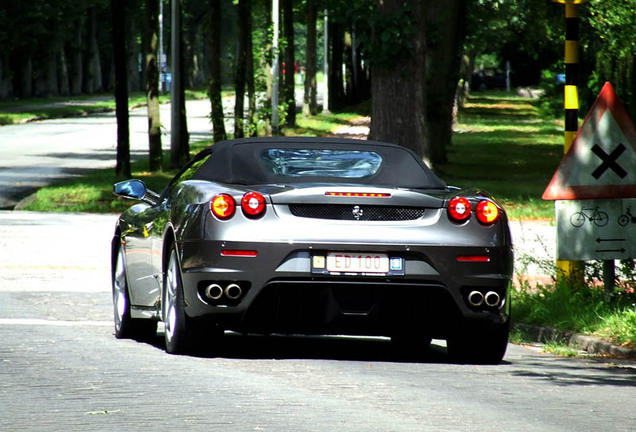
<box><xmin>591</xmin><ymin>143</ymin><xmax>627</xmax><ymax>179</ymax></box>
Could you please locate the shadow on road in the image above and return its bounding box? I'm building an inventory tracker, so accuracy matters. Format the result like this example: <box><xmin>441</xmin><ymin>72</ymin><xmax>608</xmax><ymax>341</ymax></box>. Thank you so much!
<box><xmin>141</xmin><ymin>330</ymin><xmax>456</xmax><ymax>364</ymax></box>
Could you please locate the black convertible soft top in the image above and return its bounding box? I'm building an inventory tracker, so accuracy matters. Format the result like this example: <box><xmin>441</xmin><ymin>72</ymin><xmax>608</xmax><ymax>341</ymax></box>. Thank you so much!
<box><xmin>192</xmin><ymin>137</ymin><xmax>446</xmax><ymax>189</ymax></box>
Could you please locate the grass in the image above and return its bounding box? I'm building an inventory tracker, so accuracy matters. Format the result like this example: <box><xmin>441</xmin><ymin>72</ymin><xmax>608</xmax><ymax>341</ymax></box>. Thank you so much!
<box><xmin>440</xmin><ymin>91</ymin><xmax>564</xmax><ymax>220</ymax></box>
<box><xmin>512</xmin><ymin>278</ymin><xmax>636</xmax><ymax>352</ymax></box>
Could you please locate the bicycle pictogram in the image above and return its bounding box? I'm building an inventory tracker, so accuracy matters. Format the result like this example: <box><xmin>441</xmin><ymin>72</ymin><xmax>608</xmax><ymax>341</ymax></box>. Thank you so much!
<box><xmin>618</xmin><ymin>207</ymin><xmax>636</xmax><ymax>226</ymax></box>
<box><xmin>570</xmin><ymin>206</ymin><xmax>609</xmax><ymax>227</ymax></box>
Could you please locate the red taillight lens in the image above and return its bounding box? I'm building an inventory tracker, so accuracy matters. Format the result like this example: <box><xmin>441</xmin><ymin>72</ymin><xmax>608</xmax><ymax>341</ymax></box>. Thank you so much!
<box><xmin>241</xmin><ymin>192</ymin><xmax>266</xmax><ymax>218</ymax></box>
<box><xmin>211</xmin><ymin>194</ymin><xmax>236</xmax><ymax>220</ymax></box>
<box><xmin>448</xmin><ymin>197</ymin><xmax>472</xmax><ymax>222</ymax></box>
<box><xmin>221</xmin><ymin>249</ymin><xmax>258</xmax><ymax>257</ymax></box>
<box><xmin>476</xmin><ymin>200</ymin><xmax>500</xmax><ymax>224</ymax></box>
<box><xmin>457</xmin><ymin>255</ymin><xmax>491</xmax><ymax>262</ymax></box>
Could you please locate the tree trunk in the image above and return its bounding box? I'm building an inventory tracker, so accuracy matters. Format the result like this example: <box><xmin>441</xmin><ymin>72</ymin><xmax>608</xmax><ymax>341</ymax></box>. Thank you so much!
<box><xmin>126</xmin><ymin>16</ymin><xmax>141</xmax><ymax>92</ymax></box>
<box><xmin>328</xmin><ymin>21</ymin><xmax>345</xmax><ymax>110</ymax></box>
<box><xmin>303</xmin><ymin>1</ymin><xmax>317</xmax><ymax>117</ymax></box>
<box><xmin>58</xmin><ymin>42</ymin><xmax>70</xmax><ymax>96</ymax></box>
<box><xmin>70</xmin><ymin>17</ymin><xmax>84</xmax><ymax>95</ymax></box>
<box><xmin>209</xmin><ymin>0</ymin><xmax>227</xmax><ymax>142</ymax></box>
<box><xmin>145</xmin><ymin>0</ymin><xmax>162</xmax><ymax>171</ymax></box>
<box><xmin>425</xmin><ymin>0</ymin><xmax>466</xmax><ymax>165</ymax></box>
<box><xmin>37</xmin><ymin>47</ymin><xmax>58</xmax><ymax>97</ymax></box>
<box><xmin>234</xmin><ymin>0</ymin><xmax>250</xmax><ymax>138</ymax></box>
<box><xmin>19</xmin><ymin>54</ymin><xmax>33</xmax><ymax>97</ymax></box>
<box><xmin>369</xmin><ymin>0</ymin><xmax>428</xmax><ymax>160</ymax></box>
<box><xmin>262</xmin><ymin>0</ymin><xmax>273</xmax><ymax>136</ymax></box>
<box><xmin>0</xmin><ymin>57</ymin><xmax>12</xmax><ymax>99</ymax></box>
<box><xmin>170</xmin><ymin>0</ymin><xmax>190</xmax><ymax>168</ymax></box>
<box><xmin>112</xmin><ymin>0</ymin><xmax>131</xmax><ymax>179</ymax></box>
<box><xmin>86</xmin><ymin>7</ymin><xmax>103</xmax><ymax>93</ymax></box>
<box><xmin>282</xmin><ymin>0</ymin><xmax>295</xmax><ymax>128</ymax></box>
<box><xmin>245</xmin><ymin>0</ymin><xmax>256</xmax><ymax>136</ymax></box>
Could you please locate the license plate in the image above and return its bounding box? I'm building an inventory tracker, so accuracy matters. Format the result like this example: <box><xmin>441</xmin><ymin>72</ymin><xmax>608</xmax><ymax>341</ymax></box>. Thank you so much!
<box><xmin>326</xmin><ymin>252</ymin><xmax>389</xmax><ymax>274</ymax></box>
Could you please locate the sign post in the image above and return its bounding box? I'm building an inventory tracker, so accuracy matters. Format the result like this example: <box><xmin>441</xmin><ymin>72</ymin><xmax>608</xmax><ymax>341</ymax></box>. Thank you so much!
<box><xmin>543</xmin><ymin>82</ymin><xmax>636</xmax><ymax>295</ymax></box>
<box><xmin>550</xmin><ymin>0</ymin><xmax>589</xmax><ymax>283</ymax></box>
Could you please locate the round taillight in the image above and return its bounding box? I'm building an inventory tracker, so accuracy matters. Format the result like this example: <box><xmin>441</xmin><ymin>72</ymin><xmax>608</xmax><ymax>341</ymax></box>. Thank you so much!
<box><xmin>448</xmin><ymin>197</ymin><xmax>472</xmax><ymax>222</ymax></box>
<box><xmin>476</xmin><ymin>200</ymin><xmax>500</xmax><ymax>224</ymax></box>
<box><xmin>241</xmin><ymin>192</ymin><xmax>266</xmax><ymax>218</ymax></box>
<box><xmin>211</xmin><ymin>194</ymin><xmax>236</xmax><ymax>220</ymax></box>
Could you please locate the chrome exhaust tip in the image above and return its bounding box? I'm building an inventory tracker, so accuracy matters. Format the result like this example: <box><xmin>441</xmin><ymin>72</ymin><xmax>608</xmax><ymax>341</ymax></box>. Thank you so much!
<box><xmin>225</xmin><ymin>283</ymin><xmax>242</xmax><ymax>300</ymax></box>
<box><xmin>484</xmin><ymin>291</ymin><xmax>501</xmax><ymax>307</ymax></box>
<box><xmin>205</xmin><ymin>284</ymin><xmax>224</xmax><ymax>300</ymax></box>
<box><xmin>467</xmin><ymin>290</ymin><xmax>484</xmax><ymax>307</ymax></box>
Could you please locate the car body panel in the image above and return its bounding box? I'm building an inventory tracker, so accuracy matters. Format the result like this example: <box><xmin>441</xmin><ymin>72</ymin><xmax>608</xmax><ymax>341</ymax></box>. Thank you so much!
<box><xmin>112</xmin><ymin>137</ymin><xmax>514</xmax><ymax>355</ymax></box>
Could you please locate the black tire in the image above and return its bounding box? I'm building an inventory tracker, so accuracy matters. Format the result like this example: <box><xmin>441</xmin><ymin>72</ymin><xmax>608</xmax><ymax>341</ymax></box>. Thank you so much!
<box><xmin>112</xmin><ymin>244</ymin><xmax>157</xmax><ymax>340</ymax></box>
<box><xmin>447</xmin><ymin>321</ymin><xmax>510</xmax><ymax>365</ymax></box>
<box><xmin>163</xmin><ymin>246</ymin><xmax>191</xmax><ymax>354</ymax></box>
<box><xmin>618</xmin><ymin>215</ymin><xmax>629</xmax><ymax>227</ymax></box>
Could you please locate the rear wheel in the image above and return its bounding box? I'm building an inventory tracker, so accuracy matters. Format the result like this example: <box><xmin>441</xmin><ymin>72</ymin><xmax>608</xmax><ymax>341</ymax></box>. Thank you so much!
<box><xmin>112</xmin><ymin>245</ymin><xmax>156</xmax><ymax>340</ymax></box>
<box><xmin>163</xmin><ymin>247</ymin><xmax>191</xmax><ymax>354</ymax></box>
<box><xmin>447</xmin><ymin>321</ymin><xmax>509</xmax><ymax>365</ymax></box>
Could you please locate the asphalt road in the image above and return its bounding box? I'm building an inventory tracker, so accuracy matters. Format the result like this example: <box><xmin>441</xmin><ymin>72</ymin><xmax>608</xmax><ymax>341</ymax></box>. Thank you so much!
<box><xmin>1</xmin><ymin>211</ymin><xmax>634</xmax><ymax>431</ymax></box>
<box><xmin>0</xmin><ymin>100</ymin><xmax>214</xmax><ymax>210</ymax></box>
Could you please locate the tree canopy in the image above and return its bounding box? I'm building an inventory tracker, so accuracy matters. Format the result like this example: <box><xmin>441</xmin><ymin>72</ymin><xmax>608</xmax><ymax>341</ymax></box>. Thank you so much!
<box><xmin>1</xmin><ymin>0</ymin><xmax>635</xmax><ymax>163</ymax></box>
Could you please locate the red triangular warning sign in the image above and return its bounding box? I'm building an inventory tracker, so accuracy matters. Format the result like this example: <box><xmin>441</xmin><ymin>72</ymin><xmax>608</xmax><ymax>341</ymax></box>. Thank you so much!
<box><xmin>542</xmin><ymin>82</ymin><xmax>636</xmax><ymax>200</ymax></box>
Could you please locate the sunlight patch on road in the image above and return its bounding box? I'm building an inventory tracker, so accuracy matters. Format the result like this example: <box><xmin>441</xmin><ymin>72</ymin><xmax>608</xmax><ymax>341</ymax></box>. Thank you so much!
<box><xmin>0</xmin><ymin>318</ymin><xmax>112</xmax><ymax>327</ymax></box>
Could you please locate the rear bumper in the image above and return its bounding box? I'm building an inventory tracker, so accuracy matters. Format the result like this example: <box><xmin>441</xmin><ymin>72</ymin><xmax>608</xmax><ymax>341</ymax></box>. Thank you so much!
<box><xmin>179</xmin><ymin>239</ymin><xmax>513</xmax><ymax>337</ymax></box>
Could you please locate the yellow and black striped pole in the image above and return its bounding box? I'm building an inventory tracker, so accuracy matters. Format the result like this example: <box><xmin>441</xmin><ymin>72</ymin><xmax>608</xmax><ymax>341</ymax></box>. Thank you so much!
<box><xmin>563</xmin><ymin>0</ymin><xmax>587</xmax><ymax>152</ymax></box>
<box><xmin>553</xmin><ymin>0</ymin><xmax>588</xmax><ymax>282</ymax></box>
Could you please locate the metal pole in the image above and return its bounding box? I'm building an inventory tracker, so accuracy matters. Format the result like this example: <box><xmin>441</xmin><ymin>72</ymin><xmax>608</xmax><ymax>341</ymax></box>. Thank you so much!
<box><xmin>271</xmin><ymin>0</ymin><xmax>280</xmax><ymax>134</ymax></box>
<box><xmin>171</xmin><ymin>0</ymin><xmax>182</xmax><ymax>155</ymax></box>
<box><xmin>603</xmin><ymin>260</ymin><xmax>615</xmax><ymax>300</ymax></box>
<box><xmin>159</xmin><ymin>0</ymin><xmax>164</xmax><ymax>92</ymax></box>
<box><xmin>323</xmin><ymin>9</ymin><xmax>329</xmax><ymax>113</ymax></box>
<box><xmin>553</xmin><ymin>0</ymin><xmax>588</xmax><ymax>285</ymax></box>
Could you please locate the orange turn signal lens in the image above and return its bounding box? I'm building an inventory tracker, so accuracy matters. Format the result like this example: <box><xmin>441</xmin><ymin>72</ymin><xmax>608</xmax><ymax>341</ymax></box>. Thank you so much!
<box><xmin>211</xmin><ymin>194</ymin><xmax>236</xmax><ymax>220</ymax></box>
<box><xmin>476</xmin><ymin>200</ymin><xmax>500</xmax><ymax>225</ymax></box>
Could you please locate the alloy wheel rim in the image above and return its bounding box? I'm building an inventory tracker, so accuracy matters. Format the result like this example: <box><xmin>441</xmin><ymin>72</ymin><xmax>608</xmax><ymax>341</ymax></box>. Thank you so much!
<box><xmin>164</xmin><ymin>253</ymin><xmax>178</xmax><ymax>341</ymax></box>
<box><xmin>113</xmin><ymin>249</ymin><xmax>127</xmax><ymax>330</ymax></box>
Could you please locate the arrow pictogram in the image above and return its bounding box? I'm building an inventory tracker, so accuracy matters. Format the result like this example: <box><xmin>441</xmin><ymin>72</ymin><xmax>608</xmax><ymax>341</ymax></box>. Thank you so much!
<box><xmin>596</xmin><ymin>248</ymin><xmax>626</xmax><ymax>254</ymax></box>
<box><xmin>595</xmin><ymin>237</ymin><xmax>626</xmax><ymax>243</ymax></box>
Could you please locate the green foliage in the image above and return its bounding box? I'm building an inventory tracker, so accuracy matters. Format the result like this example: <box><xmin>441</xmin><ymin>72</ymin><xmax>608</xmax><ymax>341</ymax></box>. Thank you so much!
<box><xmin>581</xmin><ymin>1</ymin><xmax>636</xmax><ymax>118</ymax></box>
<box><xmin>442</xmin><ymin>91</ymin><xmax>563</xmax><ymax>220</ymax></box>
<box><xmin>513</xmin><ymin>279</ymin><xmax>636</xmax><ymax>351</ymax></box>
<box><xmin>513</xmin><ymin>249</ymin><xmax>636</xmax><ymax>351</ymax></box>
<box><xmin>355</xmin><ymin>1</ymin><xmax>419</xmax><ymax>72</ymax></box>
<box><xmin>537</xmin><ymin>68</ymin><xmax>564</xmax><ymax>119</ymax></box>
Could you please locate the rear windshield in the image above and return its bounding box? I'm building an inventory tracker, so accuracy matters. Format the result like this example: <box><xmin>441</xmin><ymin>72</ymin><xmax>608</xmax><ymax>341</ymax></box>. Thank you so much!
<box><xmin>260</xmin><ymin>149</ymin><xmax>382</xmax><ymax>178</ymax></box>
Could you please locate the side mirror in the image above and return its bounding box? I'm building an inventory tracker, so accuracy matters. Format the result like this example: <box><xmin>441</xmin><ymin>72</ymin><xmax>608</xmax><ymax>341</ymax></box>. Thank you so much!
<box><xmin>113</xmin><ymin>180</ymin><xmax>154</xmax><ymax>203</ymax></box>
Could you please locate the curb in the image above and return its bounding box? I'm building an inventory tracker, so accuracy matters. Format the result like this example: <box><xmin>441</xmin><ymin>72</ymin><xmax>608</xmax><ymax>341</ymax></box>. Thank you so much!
<box><xmin>514</xmin><ymin>323</ymin><xmax>636</xmax><ymax>359</ymax></box>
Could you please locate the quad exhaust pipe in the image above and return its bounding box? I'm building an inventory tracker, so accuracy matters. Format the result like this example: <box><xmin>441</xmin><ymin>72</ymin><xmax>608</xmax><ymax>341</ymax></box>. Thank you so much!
<box><xmin>467</xmin><ymin>290</ymin><xmax>501</xmax><ymax>308</ymax></box>
<box><xmin>484</xmin><ymin>291</ymin><xmax>501</xmax><ymax>307</ymax></box>
<box><xmin>205</xmin><ymin>284</ymin><xmax>224</xmax><ymax>300</ymax></box>
<box><xmin>225</xmin><ymin>283</ymin><xmax>242</xmax><ymax>300</ymax></box>
<box><xmin>467</xmin><ymin>291</ymin><xmax>484</xmax><ymax>307</ymax></box>
<box><xmin>204</xmin><ymin>283</ymin><xmax>244</xmax><ymax>302</ymax></box>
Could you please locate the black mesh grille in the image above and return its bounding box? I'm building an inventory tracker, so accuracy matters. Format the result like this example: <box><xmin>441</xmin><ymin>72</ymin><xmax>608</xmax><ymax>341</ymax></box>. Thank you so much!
<box><xmin>288</xmin><ymin>204</ymin><xmax>426</xmax><ymax>221</ymax></box>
